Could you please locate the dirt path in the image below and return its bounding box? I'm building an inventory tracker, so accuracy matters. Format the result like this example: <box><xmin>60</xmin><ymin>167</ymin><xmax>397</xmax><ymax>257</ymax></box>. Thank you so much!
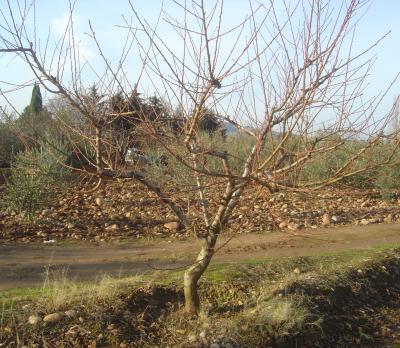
<box><xmin>1</xmin><ymin>223</ymin><xmax>400</xmax><ymax>290</ymax></box>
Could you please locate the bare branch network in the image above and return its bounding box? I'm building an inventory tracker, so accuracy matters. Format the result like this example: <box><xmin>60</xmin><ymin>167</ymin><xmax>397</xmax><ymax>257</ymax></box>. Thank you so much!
<box><xmin>1</xmin><ymin>0</ymin><xmax>399</xmax><ymax>314</ymax></box>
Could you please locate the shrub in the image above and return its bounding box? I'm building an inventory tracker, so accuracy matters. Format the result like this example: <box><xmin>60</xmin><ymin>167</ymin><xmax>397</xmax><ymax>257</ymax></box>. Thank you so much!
<box><xmin>375</xmin><ymin>163</ymin><xmax>400</xmax><ymax>201</ymax></box>
<box><xmin>0</xmin><ymin>118</ymin><xmax>23</xmax><ymax>167</ymax></box>
<box><xmin>1</xmin><ymin>139</ymin><xmax>70</xmax><ymax>221</ymax></box>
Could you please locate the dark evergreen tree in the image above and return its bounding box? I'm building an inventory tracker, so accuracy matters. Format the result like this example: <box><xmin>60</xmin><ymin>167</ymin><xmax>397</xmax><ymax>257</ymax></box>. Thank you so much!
<box><xmin>17</xmin><ymin>83</ymin><xmax>51</xmax><ymax>148</ymax></box>
<box><xmin>29</xmin><ymin>83</ymin><xmax>43</xmax><ymax>114</ymax></box>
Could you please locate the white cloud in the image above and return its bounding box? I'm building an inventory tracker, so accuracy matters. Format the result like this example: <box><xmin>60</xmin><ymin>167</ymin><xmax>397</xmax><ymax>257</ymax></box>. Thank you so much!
<box><xmin>51</xmin><ymin>12</ymin><xmax>93</xmax><ymax>61</ymax></box>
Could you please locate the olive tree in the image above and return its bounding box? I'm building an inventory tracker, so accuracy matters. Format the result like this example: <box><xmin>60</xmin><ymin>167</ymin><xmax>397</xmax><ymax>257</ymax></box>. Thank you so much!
<box><xmin>1</xmin><ymin>0</ymin><xmax>399</xmax><ymax>314</ymax></box>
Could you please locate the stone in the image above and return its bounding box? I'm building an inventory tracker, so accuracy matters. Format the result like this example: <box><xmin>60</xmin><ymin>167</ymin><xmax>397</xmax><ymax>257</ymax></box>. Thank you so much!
<box><xmin>66</xmin><ymin>223</ymin><xmax>75</xmax><ymax>230</ymax></box>
<box><xmin>278</xmin><ymin>222</ymin><xmax>287</xmax><ymax>229</ymax></box>
<box><xmin>210</xmin><ymin>344</ymin><xmax>220</xmax><ymax>348</ymax></box>
<box><xmin>288</xmin><ymin>223</ymin><xmax>302</xmax><ymax>231</ymax></box>
<box><xmin>43</xmin><ymin>312</ymin><xmax>64</xmax><ymax>323</ymax></box>
<box><xmin>199</xmin><ymin>331</ymin><xmax>207</xmax><ymax>339</ymax></box>
<box><xmin>43</xmin><ymin>239</ymin><xmax>56</xmax><ymax>244</ymax></box>
<box><xmin>95</xmin><ymin>197</ymin><xmax>103</xmax><ymax>206</ymax></box>
<box><xmin>28</xmin><ymin>315</ymin><xmax>41</xmax><ymax>325</ymax></box>
<box><xmin>188</xmin><ymin>334</ymin><xmax>197</xmax><ymax>342</ymax></box>
<box><xmin>163</xmin><ymin>221</ymin><xmax>180</xmax><ymax>231</ymax></box>
<box><xmin>331</xmin><ymin>215</ymin><xmax>339</xmax><ymax>223</ymax></box>
<box><xmin>65</xmin><ymin>309</ymin><xmax>78</xmax><ymax>319</ymax></box>
<box><xmin>106</xmin><ymin>224</ymin><xmax>119</xmax><ymax>231</ymax></box>
<box><xmin>293</xmin><ymin>268</ymin><xmax>301</xmax><ymax>274</ymax></box>
<box><xmin>384</xmin><ymin>214</ymin><xmax>393</xmax><ymax>224</ymax></box>
<box><xmin>360</xmin><ymin>219</ymin><xmax>370</xmax><ymax>225</ymax></box>
<box><xmin>321</xmin><ymin>213</ymin><xmax>331</xmax><ymax>226</ymax></box>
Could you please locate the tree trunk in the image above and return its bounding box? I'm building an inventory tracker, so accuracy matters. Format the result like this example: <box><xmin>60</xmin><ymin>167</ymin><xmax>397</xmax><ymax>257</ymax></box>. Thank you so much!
<box><xmin>183</xmin><ymin>238</ymin><xmax>215</xmax><ymax>314</ymax></box>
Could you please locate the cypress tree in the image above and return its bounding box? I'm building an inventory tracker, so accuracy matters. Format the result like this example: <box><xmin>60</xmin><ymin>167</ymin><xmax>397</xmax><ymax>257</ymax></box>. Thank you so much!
<box><xmin>29</xmin><ymin>83</ymin><xmax>43</xmax><ymax>114</ymax></box>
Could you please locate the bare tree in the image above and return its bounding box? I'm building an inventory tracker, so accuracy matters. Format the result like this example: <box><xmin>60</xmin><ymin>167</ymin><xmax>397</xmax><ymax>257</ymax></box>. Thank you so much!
<box><xmin>1</xmin><ymin>0</ymin><xmax>399</xmax><ymax>314</ymax></box>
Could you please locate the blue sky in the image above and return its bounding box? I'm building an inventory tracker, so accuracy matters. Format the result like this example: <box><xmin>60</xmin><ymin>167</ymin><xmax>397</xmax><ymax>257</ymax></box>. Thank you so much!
<box><xmin>0</xmin><ymin>0</ymin><xmax>399</xmax><ymax>116</ymax></box>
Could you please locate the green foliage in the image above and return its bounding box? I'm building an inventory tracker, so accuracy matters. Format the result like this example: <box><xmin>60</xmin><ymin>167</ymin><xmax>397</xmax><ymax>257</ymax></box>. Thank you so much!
<box><xmin>0</xmin><ymin>115</ymin><xmax>23</xmax><ymax>166</ymax></box>
<box><xmin>375</xmin><ymin>163</ymin><xmax>400</xmax><ymax>200</ymax></box>
<box><xmin>1</xmin><ymin>139</ymin><xmax>70</xmax><ymax>221</ymax></box>
<box><xmin>29</xmin><ymin>82</ymin><xmax>43</xmax><ymax>114</ymax></box>
<box><xmin>299</xmin><ymin>140</ymin><xmax>393</xmax><ymax>189</ymax></box>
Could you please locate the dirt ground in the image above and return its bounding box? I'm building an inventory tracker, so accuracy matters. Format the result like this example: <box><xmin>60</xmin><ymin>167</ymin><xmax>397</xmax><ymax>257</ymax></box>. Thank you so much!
<box><xmin>1</xmin><ymin>223</ymin><xmax>399</xmax><ymax>290</ymax></box>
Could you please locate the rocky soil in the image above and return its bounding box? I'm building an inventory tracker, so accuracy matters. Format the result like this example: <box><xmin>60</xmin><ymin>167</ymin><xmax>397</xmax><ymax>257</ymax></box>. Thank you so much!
<box><xmin>1</xmin><ymin>179</ymin><xmax>399</xmax><ymax>244</ymax></box>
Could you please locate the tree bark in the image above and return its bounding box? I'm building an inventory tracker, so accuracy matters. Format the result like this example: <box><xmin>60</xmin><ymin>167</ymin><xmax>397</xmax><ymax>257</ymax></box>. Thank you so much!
<box><xmin>183</xmin><ymin>237</ymin><xmax>216</xmax><ymax>315</ymax></box>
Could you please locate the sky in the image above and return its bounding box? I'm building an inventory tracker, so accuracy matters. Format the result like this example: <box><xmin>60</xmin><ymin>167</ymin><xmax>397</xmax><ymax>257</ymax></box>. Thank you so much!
<box><xmin>0</xmin><ymin>0</ymin><xmax>400</xmax><ymax>120</ymax></box>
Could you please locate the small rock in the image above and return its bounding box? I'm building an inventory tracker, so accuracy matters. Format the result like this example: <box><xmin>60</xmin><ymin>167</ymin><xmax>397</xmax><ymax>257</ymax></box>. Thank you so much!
<box><xmin>384</xmin><ymin>214</ymin><xmax>393</xmax><ymax>224</ymax></box>
<box><xmin>321</xmin><ymin>213</ymin><xmax>331</xmax><ymax>226</ymax></box>
<box><xmin>288</xmin><ymin>223</ymin><xmax>302</xmax><ymax>231</ymax></box>
<box><xmin>280</xmin><ymin>204</ymin><xmax>288</xmax><ymax>211</ymax></box>
<box><xmin>95</xmin><ymin>197</ymin><xmax>103</xmax><ymax>206</ymax></box>
<box><xmin>66</xmin><ymin>223</ymin><xmax>75</xmax><ymax>230</ymax></box>
<box><xmin>107</xmin><ymin>224</ymin><xmax>119</xmax><ymax>231</ymax></box>
<box><xmin>188</xmin><ymin>334</ymin><xmax>197</xmax><ymax>342</ymax></box>
<box><xmin>43</xmin><ymin>312</ymin><xmax>64</xmax><ymax>323</ymax></box>
<box><xmin>22</xmin><ymin>304</ymin><xmax>31</xmax><ymax>310</ymax></box>
<box><xmin>43</xmin><ymin>239</ymin><xmax>56</xmax><ymax>244</ymax></box>
<box><xmin>360</xmin><ymin>219</ymin><xmax>370</xmax><ymax>225</ymax></box>
<box><xmin>331</xmin><ymin>215</ymin><xmax>339</xmax><ymax>223</ymax></box>
<box><xmin>293</xmin><ymin>268</ymin><xmax>301</xmax><ymax>274</ymax></box>
<box><xmin>357</xmin><ymin>269</ymin><xmax>363</xmax><ymax>274</ymax></box>
<box><xmin>163</xmin><ymin>221</ymin><xmax>180</xmax><ymax>231</ymax></box>
<box><xmin>199</xmin><ymin>331</ymin><xmax>207</xmax><ymax>339</ymax></box>
<box><xmin>278</xmin><ymin>221</ymin><xmax>287</xmax><ymax>229</ymax></box>
<box><xmin>65</xmin><ymin>309</ymin><xmax>78</xmax><ymax>319</ymax></box>
<box><xmin>210</xmin><ymin>344</ymin><xmax>220</xmax><ymax>348</ymax></box>
<box><xmin>119</xmin><ymin>343</ymin><xmax>128</xmax><ymax>348</ymax></box>
<box><xmin>28</xmin><ymin>315</ymin><xmax>41</xmax><ymax>325</ymax></box>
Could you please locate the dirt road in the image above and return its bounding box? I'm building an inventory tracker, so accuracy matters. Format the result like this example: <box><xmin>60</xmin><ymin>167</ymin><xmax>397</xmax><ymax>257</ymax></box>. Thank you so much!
<box><xmin>1</xmin><ymin>223</ymin><xmax>400</xmax><ymax>290</ymax></box>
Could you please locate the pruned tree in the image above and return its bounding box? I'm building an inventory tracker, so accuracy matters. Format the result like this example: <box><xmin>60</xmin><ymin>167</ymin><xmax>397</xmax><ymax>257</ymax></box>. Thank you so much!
<box><xmin>1</xmin><ymin>0</ymin><xmax>399</xmax><ymax>314</ymax></box>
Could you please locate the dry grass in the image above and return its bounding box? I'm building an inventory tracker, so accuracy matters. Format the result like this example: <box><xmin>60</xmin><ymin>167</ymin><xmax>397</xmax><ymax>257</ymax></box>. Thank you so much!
<box><xmin>28</xmin><ymin>266</ymin><xmax>147</xmax><ymax>314</ymax></box>
<box><xmin>2</xmin><ymin>247</ymin><xmax>400</xmax><ymax>347</ymax></box>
